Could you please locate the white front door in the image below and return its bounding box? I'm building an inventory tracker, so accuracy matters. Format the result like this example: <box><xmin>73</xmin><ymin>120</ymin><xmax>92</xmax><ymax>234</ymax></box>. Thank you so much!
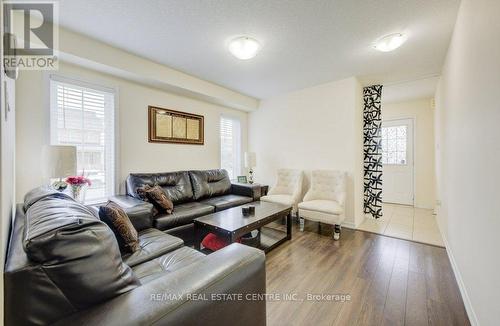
<box><xmin>382</xmin><ymin>118</ymin><xmax>414</xmax><ymax>205</ymax></box>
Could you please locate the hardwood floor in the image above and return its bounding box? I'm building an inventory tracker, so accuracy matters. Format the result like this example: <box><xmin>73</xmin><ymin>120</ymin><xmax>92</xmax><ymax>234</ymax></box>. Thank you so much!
<box><xmin>265</xmin><ymin>222</ymin><xmax>470</xmax><ymax>326</ymax></box>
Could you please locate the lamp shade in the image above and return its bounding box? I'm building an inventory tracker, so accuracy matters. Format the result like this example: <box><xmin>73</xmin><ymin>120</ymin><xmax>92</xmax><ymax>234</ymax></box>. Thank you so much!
<box><xmin>42</xmin><ymin>145</ymin><xmax>77</xmax><ymax>180</ymax></box>
<box><xmin>244</xmin><ymin>152</ymin><xmax>256</xmax><ymax>168</ymax></box>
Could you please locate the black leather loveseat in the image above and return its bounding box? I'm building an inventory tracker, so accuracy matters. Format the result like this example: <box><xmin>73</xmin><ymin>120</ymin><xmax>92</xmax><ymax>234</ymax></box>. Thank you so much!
<box><xmin>117</xmin><ymin>169</ymin><xmax>261</xmax><ymax>242</ymax></box>
<box><xmin>4</xmin><ymin>188</ymin><xmax>266</xmax><ymax>325</ymax></box>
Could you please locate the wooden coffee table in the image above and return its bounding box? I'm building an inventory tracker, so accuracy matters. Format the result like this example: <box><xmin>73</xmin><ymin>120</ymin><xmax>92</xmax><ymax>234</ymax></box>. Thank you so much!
<box><xmin>193</xmin><ymin>201</ymin><xmax>293</xmax><ymax>253</ymax></box>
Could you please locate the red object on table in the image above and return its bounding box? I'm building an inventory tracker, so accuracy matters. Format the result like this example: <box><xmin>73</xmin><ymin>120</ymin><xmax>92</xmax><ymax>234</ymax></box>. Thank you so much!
<box><xmin>201</xmin><ymin>233</ymin><xmax>240</xmax><ymax>251</ymax></box>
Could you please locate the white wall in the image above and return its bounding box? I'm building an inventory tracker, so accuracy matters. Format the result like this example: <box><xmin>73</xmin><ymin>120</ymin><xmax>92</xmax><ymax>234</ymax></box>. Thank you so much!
<box><xmin>15</xmin><ymin>62</ymin><xmax>248</xmax><ymax>199</ymax></box>
<box><xmin>0</xmin><ymin>47</ymin><xmax>16</xmax><ymax>326</ymax></box>
<box><xmin>434</xmin><ymin>0</ymin><xmax>500</xmax><ymax>325</ymax></box>
<box><xmin>383</xmin><ymin>98</ymin><xmax>435</xmax><ymax>209</ymax></box>
<box><xmin>248</xmin><ymin>77</ymin><xmax>364</xmax><ymax>227</ymax></box>
<box><xmin>1</xmin><ymin>4</ymin><xmax>17</xmax><ymax>320</ymax></box>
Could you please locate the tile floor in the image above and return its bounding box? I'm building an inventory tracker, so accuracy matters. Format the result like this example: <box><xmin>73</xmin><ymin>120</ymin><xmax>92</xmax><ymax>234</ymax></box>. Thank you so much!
<box><xmin>357</xmin><ymin>203</ymin><xmax>445</xmax><ymax>247</ymax></box>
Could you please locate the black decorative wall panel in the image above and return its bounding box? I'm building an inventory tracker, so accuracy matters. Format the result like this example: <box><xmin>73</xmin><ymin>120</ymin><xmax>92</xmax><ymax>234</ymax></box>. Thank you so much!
<box><xmin>363</xmin><ymin>85</ymin><xmax>383</xmax><ymax>219</ymax></box>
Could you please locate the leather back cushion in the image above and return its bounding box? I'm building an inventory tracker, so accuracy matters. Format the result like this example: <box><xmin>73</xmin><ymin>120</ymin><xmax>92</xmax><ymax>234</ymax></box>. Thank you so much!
<box><xmin>23</xmin><ymin>192</ymin><xmax>139</xmax><ymax>310</ymax></box>
<box><xmin>307</xmin><ymin>170</ymin><xmax>347</xmax><ymax>203</ymax></box>
<box><xmin>127</xmin><ymin>171</ymin><xmax>194</xmax><ymax>204</ymax></box>
<box><xmin>189</xmin><ymin>169</ymin><xmax>231</xmax><ymax>200</ymax></box>
<box><xmin>23</xmin><ymin>186</ymin><xmax>73</xmax><ymax>211</ymax></box>
<box><xmin>270</xmin><ymin>169</ymin><xmax>303</xmax><ymax>196</ymax></box>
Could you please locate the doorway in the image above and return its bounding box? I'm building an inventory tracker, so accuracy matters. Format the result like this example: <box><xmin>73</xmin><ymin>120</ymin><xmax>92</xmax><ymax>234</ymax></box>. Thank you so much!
<box><xmin>381</xmin><ymin>118</ymin><xmax>414</xmax><ymax>205</ymax></box>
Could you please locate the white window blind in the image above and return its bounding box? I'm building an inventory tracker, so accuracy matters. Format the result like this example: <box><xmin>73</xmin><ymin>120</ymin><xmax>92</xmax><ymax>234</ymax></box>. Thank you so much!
<box><xmin>220</xmin><ymin>116</ymin><xmax>241</xmax><ymax>179</ymax></box>
<box><xmin>49</xmin><ymin>76</ymin><xmax>115</xmax><ymax>203</ymax></box>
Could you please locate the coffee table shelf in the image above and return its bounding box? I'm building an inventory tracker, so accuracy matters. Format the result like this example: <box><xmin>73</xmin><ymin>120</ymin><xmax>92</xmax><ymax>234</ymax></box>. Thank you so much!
<box><xmin>194</xmin><ymin>201</ymin><xmax>292</xmax><ymax>253</ymax></box>
<box><xmin>258</xmin><ymin>226</ymin><xmax>288</xmax><ymax>253</ymax></box>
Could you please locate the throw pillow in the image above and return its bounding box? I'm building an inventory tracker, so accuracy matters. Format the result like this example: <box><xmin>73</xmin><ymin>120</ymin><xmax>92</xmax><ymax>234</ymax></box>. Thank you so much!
<box><xmin>201</xmin><ymin>233</ymin><xmax>241</xmax><ymax>251</ymax></box>
<box><xmin>136</xmin><ymin>185</ymin><xmax>159</xmax><ymax>216</ymax></box>
<box><xmin>99</xmin><ymin>201</ymin><xmax>140</xmax><ymax>253</ymax></box>
<box><xmin>142</xmin><ymin>185</ymin><xmax>174</xmax><ymax>214</ymax></box>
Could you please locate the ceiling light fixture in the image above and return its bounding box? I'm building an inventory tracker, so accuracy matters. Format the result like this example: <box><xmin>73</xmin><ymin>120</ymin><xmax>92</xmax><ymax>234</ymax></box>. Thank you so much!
<box><xmin>374</xmin><ymin>33</ymin><xmax>407</xmax><ymax>52</ymax></box>
<box><xmin>228</xmin><ymin>36</ymin><xmax>261</xmax><ymax>60</ymax></box>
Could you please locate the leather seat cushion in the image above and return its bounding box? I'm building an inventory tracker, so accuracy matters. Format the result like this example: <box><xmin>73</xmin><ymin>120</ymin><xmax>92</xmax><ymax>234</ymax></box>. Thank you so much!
<box><xmin>132</xmin><ymin>247</ymin><xmax>205</xmax><ymax>283</ymax></box>
<box><xmin>298</xmin><ymin>200</ymin><xmax>343</xmax><ymax>215</ymax></box>
<box><xmin>199</xmin><ymin>194</ymin><xmax>253</xmax><ymax>211</ymax></box>
<box><xmin>154</xmin><ymin>202</ymin><xmax>214</xmax><ymax>230</ymax></box>
<box><xmin>123</xmin><ymin>229</ymin><xmax>184</xmax><ymax>267</ymax></box>
<box><xmin>260</xmin><ymin>194</ymin><xmax>295</xmax><ymax>206</ymax></box>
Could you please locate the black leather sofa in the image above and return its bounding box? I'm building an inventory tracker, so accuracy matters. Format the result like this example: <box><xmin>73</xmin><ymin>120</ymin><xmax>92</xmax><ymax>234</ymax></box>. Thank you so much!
<box><xmin>4</xmin><ymin>188</ymin><xmax>266</xmax><ymax>325</ymax></box>
<box><xmin>121</xmin><ymin>169</ymin><xmax>261</xmax><ymax>243</ymax></box>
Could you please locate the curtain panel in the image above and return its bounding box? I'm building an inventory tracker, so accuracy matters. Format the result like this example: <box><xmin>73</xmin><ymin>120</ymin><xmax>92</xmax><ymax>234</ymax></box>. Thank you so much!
<box><xmin>363</xmin><ymin>85</ymin><xmax>383</xmax><ymax>219</ymax></box>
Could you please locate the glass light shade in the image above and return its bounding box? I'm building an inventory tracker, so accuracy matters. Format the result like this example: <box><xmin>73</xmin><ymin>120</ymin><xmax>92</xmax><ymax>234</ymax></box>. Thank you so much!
<box><xmin>228</xmin><ymin>37</ymin><xmax>261</xmax><ymax>60</ymax></box>
<box><xmin>374</xmin><ymin>33</ymin><xmax>407</xmax><ymax>52</ymax></box>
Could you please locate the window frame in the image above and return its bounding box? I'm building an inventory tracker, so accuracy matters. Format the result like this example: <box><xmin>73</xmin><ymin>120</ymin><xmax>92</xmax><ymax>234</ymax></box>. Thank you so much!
<box><xmin>46</xmin><ymin>73</ymin><xmax>119</xmax><ymax>204</ymax></box>
<box><xmin>381</xmin><ymin>124</ymin><xmax>408</xmax><ymax>166</ymax></box>
<box><xmin>219</xmin><ymin>114</ymin><xmax>242</xmax><ymax>180</ymax></box>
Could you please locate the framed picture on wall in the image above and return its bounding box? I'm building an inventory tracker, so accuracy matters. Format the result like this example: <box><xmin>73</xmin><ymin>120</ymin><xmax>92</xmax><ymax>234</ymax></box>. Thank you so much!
<box><xmin>148</xmin><ymin>106</ymin><xmax>204</xmax><ymax>145</ymax></box>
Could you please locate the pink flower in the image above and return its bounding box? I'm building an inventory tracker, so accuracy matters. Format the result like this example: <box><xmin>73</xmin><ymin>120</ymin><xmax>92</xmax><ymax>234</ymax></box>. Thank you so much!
<box><xmin>65</xmin><ymin>175</ymin><xmax>92</xmax><ymax>186</ymax></box>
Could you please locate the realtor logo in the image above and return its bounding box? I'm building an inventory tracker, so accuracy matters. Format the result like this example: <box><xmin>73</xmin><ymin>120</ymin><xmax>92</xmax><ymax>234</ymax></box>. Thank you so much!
<box><xmin>3</xmin><ymin>1</ymin><xmax>59</xmax><ymax>71</ymax></box>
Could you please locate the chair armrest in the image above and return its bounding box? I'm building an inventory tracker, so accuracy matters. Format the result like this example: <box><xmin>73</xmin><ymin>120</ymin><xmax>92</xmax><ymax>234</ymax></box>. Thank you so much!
<box><xmin>303</xmin><ymin>188</ymin><xmax>314</xmax><ymax>202</ymax></box>
<box><xmin>54</xmin><ymin>243</ymin><xmax>266</xmax><ymax>326</ymax></box>
<box><xmin>108</xmin><ymin>195</ymin><xmax>154</xmax><ymax>231</ymax></box>
<box><xmin>231</xmin><ymin>183</ymin><xmax>261</xmax><ymax>200</ymax></box>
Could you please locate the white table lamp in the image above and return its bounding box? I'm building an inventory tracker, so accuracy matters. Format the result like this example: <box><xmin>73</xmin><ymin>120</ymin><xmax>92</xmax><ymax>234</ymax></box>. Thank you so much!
<box><xmin>244</xmin><ymin>152</ymin><xmax>256</xmax><ymax>184</ymax></box>
<box><xmin>42</xmin><ymin>145</ymin><xmax>77</xmax><ymax>190</ymax></box>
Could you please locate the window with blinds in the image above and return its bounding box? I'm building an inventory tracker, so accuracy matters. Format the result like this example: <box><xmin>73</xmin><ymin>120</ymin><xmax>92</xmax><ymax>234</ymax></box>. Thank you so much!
<box><xmin>220</xmin><ymin>116</ymin><xmax>241</xmax><ymax>179</ymax></box>
<box><xmin>49</xmin><ymin>76</ymin><xmax>115</xmax><ymax>203</ymax></box>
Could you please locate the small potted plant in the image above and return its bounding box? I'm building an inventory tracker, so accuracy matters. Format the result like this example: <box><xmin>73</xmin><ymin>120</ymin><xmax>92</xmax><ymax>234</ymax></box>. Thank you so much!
<box><xmin>65</xmin><ymin>175</ymin><xmax>92</xmax><ymax>203</ymax></box>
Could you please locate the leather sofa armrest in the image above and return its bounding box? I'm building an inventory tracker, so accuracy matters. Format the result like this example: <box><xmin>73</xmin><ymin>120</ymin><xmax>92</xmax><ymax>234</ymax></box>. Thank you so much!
<box><xmin>54</xmin><ymin>243</ymin><xmax>266</xmax><ymax>326</ymax></box>
<box><xmin>108</xmin><ymin>195</ymin><xmax>154</xmax><ymax>231</ymax></box>
<box><xmin>231</xmin><ymin>183</ymin><xmax>261</xmax><ymax>201</ymax></box>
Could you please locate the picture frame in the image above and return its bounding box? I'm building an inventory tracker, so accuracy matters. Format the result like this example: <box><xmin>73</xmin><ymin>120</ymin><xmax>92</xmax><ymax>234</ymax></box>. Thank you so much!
<box><xmin>148</xmin><ymin>106</ymin><xmax>204</xmax><ymax>145</ymax></box>
<box><xmin>237</xmin><ymin>176</ymin><xmax>248</xmax><ymax>183</ymax></box>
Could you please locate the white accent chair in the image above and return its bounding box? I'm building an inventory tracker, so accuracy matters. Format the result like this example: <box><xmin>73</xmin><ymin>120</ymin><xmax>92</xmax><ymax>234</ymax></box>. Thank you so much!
<box><xmin>260</xmin><ymin>169</ymin><xmax>303</xmax><ymax>215</ymax></box>
<box><xmin>298</xmin><ymin>170</ymin><xmax>347</xmax><ymax>240</ymax></box>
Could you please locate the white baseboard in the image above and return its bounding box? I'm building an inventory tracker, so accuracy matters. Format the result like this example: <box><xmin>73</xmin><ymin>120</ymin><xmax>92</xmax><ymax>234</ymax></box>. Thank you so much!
<box><xmin>342</xmin><ymin>221</ymin><xmax>356</xmax><ymax>229</ymax></box>
<box><xmin>414</xmin><ymin>204</ymin><xmax>435</xmax><ymax>210</ymax></box>
<box><xmin>440</xmin><ymin>231</ymin><xmax>479</xmax><ymax>326</ymax></box>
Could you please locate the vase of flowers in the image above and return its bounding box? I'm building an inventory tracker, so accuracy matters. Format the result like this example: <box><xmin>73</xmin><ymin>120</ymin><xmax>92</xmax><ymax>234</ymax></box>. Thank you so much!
<box><xmin>65</xmin><ymin>175</ymin><xmax>92</xmax><ymax>203</ymax></box>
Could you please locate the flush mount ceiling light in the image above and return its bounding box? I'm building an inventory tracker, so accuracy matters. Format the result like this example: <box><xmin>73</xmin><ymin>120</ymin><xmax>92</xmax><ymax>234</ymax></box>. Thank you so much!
<box><xmin>373</xmin><ymin>33</ymin><xmax>407</xmax><ymax>52</ymax></box>
<box><xmin>228</xmin><ymin>36</ymin><xmax>261</xmax><ymax>60</ymax></box>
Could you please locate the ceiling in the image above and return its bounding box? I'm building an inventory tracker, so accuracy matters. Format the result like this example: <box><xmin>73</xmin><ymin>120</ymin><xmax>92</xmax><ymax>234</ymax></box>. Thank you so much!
<box><xmin>57</xmin><ymin>0</ymin><xmax>460</xmax><ymax>99</ymax></box>
<box><xmin>382</xmin><ymin>76</ymin><xmax>440</xmax><ymax>104</ymax></box>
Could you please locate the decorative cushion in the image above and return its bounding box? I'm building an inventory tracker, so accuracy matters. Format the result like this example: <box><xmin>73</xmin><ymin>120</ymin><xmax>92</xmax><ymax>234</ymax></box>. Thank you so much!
<box><xmin>99</xmin><ymin>201</ymin><xmax>140</xmax><ymax>253</ymax></box>
<box><xmin>298</xmin><ymin>199</ymin><xmax>343</xmax><ymax>215</ymax></box>
<box><xmin>138</xmin><ymin>185</ymin><xmax>174</xmax><ymax>215</ymax></box>
<box><xmin>201</xmin><ymin>233</ymin><xmax>241</xmax><ymax>251</ymax></box>
<box><xmin>136</xmin><ymin>185</ymin><xmax>159</xmax><ymax>216</ymax></box>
